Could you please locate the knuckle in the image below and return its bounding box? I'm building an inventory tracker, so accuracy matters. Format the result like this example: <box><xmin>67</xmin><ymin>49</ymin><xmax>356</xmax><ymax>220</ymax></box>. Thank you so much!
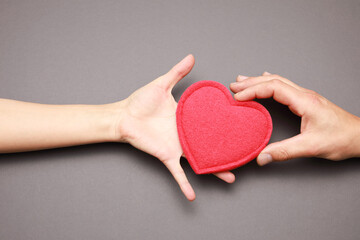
<box><xmin>305</xmin><ymin>91</ymin><xmax>325</xmax><ymax>106</ymax></box>
<box><xmin>276</xmin><ymin>147</ymin><xmax>291</xmax><ymax>161</ymax></box>
<box><xmin>243</xmin><ymin>76</ymin><xmax>254</xmax><ymax>82</ymax></box>
<box><xmin>272</xmin><ymin>74</ymin><xmax>281</xmax><ymax>79</ymax></box>
<box><xmin>270</xmin><ymin>79</ymin><xmax>282</xmax><ymax>85</ymax></box>
<box><xmin>267</xmin><ymin>79</ymin><xmax>283</xmax><ymax>90</ymax></box>
<box><xmin>171</xmin><ymin>68</ymin><xmax>185</xmax><ymax>78</ymax></box>
<box><xmin>306</xmin><ymin>89</ymin><xmax>319</xmax><ymax>96</ymax></box>
<box><xmin>263</xmin><ymin>81</ymin><xmax>276</xmax><ymax>92</ymax></box>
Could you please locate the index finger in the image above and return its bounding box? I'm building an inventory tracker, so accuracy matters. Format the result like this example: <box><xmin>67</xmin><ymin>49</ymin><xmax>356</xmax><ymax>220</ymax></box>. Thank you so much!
<box><xmin>234</xmin><ymin>79</ymin><xmax>307</xmax><ymax>116</ymax></box>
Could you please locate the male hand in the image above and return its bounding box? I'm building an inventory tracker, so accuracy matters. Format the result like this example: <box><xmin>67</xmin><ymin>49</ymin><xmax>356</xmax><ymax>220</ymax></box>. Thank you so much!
<box><xmin>230</xmin><ymin>72</ymin><xmax>360</xmax><ymax>166</ymax></box>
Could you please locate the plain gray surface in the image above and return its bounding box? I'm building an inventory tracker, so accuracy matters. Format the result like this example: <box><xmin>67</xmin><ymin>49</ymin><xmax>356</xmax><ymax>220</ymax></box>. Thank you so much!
<box><xmin>1</xmin><ymin>0</ymin><xmax>360</xmax><ymax>239</ymax></box>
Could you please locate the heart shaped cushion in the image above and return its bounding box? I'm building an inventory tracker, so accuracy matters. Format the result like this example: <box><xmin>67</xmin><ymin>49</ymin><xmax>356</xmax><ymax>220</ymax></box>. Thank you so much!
<box><xmin>176</xmin><ymin>80</ymin><xmax>272</xmax><ymax>174</ymax></box>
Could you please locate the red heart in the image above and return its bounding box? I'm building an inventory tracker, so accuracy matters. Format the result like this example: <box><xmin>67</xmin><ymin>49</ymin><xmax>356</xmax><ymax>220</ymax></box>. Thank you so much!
<box><xmin>176</xmin><ymin>81</ymin><xmax>272</xmax><ymax>174</ymax></box>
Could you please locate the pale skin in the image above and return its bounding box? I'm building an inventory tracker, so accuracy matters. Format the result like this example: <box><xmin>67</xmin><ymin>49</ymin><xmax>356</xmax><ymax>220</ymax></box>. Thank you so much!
<box><xmin>2</xmin><ymin>55</ymin><xmax>360</xmax><ymax>201</ymax></box>
<box><xmin>230</xmin><ymin>72</ymin><xmax>360</xmax><ymax>165</ymax></box>
<box><xmin>0</xmin><ymin>55</ymin><xmax>235</xmax><ymax>201</ymax></box>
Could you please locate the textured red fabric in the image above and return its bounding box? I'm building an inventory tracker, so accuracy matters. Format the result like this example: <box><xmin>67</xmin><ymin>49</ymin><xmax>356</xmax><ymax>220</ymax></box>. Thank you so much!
<box><xmin>176</xmin><ymin>81</ymin><xmax>272</xmax><ymax>174</ymax></box>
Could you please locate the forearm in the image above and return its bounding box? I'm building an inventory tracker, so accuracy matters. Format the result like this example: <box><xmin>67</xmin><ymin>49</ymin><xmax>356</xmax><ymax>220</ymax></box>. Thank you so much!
<box><xmin>0</xmin><ymin>98</ymin><xmax>124</xmax><ymax>153</ymax></box>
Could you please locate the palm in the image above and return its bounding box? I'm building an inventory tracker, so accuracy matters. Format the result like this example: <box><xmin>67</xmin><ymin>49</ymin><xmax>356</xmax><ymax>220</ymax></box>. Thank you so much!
<box><xmin>124</xmin><ymin>81</ymin><xmax>182</xmax><ymax>163</ymax></box>
<box><xmin>120</xmin><ymin>55</ymin><xmax>235</xmax><ymax>201</ymax></box>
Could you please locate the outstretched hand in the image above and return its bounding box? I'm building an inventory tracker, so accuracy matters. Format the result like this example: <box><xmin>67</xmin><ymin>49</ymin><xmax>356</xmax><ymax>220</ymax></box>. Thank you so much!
<box><xmin>230</xmin><ymin>72</ymin><xmax>360</xmax><ymax>165</ymax></box>
<box><xmin>114</xmin><ymin>55</ymin><xmax>235</xmax><ymax>201</ymax></box>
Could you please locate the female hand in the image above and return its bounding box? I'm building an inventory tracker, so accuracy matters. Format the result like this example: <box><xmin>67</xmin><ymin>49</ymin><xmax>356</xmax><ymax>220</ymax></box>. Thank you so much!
<box><xmin>230</xmin><ymin>72</ymin><xmax>360</xmax><ymax>166</ymax></box>
<box><xmin>0</xmin><ymin>55</ymin><xmax>233</xmax><ymax>201</ymax></box>
<box><xmin>113</xmin><ymin>55</ymin><xmax>235</xmax><ymax>201</ymax></box>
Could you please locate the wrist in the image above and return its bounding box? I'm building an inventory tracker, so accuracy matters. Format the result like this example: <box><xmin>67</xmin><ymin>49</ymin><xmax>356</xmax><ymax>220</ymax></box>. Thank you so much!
<box><xmin>342</xmin><ymin>114</ymin><xmax>360</xmax><ymax>159</ymax></box>
<box><xmin>104</xmin><ymin>99</ymin><xmax>129</xmax><ymax>142</ymax></box>
<box><xmin>352</xmin><ymin>116</ymin><xmax>360</xmax><ymax>157</ymax></box>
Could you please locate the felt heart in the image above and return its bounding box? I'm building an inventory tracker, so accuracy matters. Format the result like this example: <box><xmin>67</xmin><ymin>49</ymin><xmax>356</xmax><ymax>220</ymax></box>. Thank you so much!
<box><xmin>176</xmin><ymin>81</ymin><xmax>272</xmax><ymax>174</ymax></box>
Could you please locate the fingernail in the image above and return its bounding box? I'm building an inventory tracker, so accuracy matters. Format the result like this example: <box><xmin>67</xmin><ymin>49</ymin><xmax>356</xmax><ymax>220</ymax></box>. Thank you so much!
<box><xmin>257</xmin><ymin>153</ymin><xmax>272</xmax><ymax>166</ymax></box>
<box><xmin>237</xmin><ymin>75</ymin><xmax>249</xmax><ymax>81</ymax></box>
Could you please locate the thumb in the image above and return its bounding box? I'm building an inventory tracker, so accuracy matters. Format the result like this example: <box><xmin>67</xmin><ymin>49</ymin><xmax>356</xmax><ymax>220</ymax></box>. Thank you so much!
<box><xmin>257</xmin><ymin>134</ymin><xmax>312</xmax><ymax>166</ymax></box>
<box><xmin>161</xmin><ymin>54</ymin><xmax>195</xmax><ymax>91</ymax></box>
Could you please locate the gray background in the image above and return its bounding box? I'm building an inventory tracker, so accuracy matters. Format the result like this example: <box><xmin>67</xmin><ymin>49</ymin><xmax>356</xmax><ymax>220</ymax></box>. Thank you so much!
<box><xmin>0</xmin><ymin>0</ymin><xmax>360</xmax><ymax>239</ymax></box>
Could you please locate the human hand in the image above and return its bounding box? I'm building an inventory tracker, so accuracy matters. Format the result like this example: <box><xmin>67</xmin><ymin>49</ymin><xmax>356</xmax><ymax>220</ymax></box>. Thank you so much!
<box><xmin>230</xmin><ymin>72</ymin><xmax>360</xmax><ymax>166</ymax></box>
<box><xmin>112</xmin><ymin>55</ymin><xmax>235</xmax><ymax>201</ymax></box>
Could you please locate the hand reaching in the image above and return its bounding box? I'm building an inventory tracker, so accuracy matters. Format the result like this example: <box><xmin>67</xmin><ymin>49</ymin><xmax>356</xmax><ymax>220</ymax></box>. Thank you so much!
<box><xmin>114</xmin><ymin>55</ymin><xmax>235</xmax><ymax>201</ymax></box>
<box><xmin>230</xmin><ymin>72</ymin><xmax>360</xmax><ymax>166</ymax></box>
